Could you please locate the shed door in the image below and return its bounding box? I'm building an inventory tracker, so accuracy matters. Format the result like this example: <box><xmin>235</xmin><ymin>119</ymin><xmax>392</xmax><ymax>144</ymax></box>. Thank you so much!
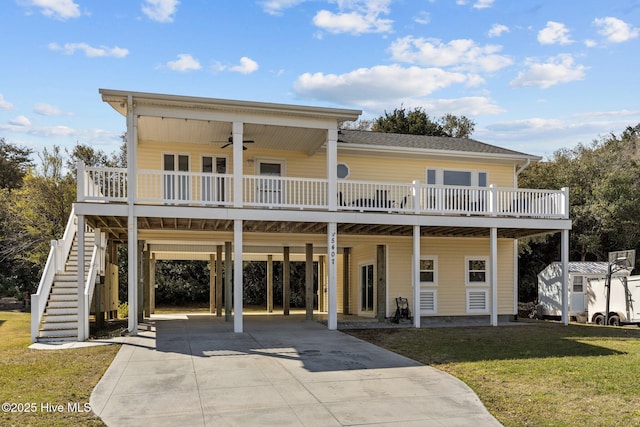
<box><xmin>571</xmin><ymin>276</ymin><xmax>586</xmax><ymax>313</ymax></box>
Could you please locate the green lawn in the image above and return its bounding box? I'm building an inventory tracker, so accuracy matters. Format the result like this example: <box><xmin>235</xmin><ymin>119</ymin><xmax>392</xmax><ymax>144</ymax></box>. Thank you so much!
<box><xmin>347</xmin><ymin>321</ymin><xmax>640</xmax><ymax>426</ymax></box>
<box><xmin>0</xmin><ymin>311</ymin><xmax>120</xmax><ymax>426</ymax></box>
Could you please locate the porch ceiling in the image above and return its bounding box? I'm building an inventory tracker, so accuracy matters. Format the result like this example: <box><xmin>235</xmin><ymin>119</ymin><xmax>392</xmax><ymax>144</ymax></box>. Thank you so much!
<box><xmin>137</xmin><ymin>117</ymin><xmax>329</xmax><ymax>153</ymax></box>
<box><xmin>87</xmin><ymin>215</ymin><xmax>558</xmax><ymax>242</ymax></box>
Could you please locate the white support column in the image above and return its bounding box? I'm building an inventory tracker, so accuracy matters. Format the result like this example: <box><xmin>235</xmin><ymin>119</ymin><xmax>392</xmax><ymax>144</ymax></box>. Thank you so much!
<box><xmin>127</xmin><ymin>213</ymin><xmax>138</xmax><ymax>335</ymax></box>
<box><xmin>513</xmin><ymin>240</ymin><xmax>518</xmax><ymax>317</ymax></box>
<box><xmin>490</xmin><ymin>227</ymin><xmax>498</xmax><ymax>326</ymax></box>
<box><xmin>126</xmin><ymin>95</ymin><xmax>137</xmax><ymax>203</ymax></box>
<box><xmin>327</xmin><ymin>222</ymin><xmax>338</xmax><ymax>330</ymax></box>
<box><xmin>126</xmin><ymin>94</ymin><xmax>138</xmax><ymax>335</ymax></box>
<box><xmin>561</xmin><ymin>229</ymin><xmax>569</xmax><ymax>325</ymax></box>
<box><xmin>232</xmin><ymin>121</ymin><xmax>243</xmax><ymax>208</ymax></box>
<box><xmin>233</xmin><ymin>220</ymin><xmax>243</xmax><ymax>333</ymax></box>
<box><xmin>327</xmin><ymin>129</ymin><xmax>338</xmax><ymax>211</ymax></box>
<box><xmin>413</xmin><ymin>225</ymin><xmax>421</xmax><ymax>328</ymax></box>
<box><xmin>77</xmin><ymin>215</ymin><xmax>86</xmax><ymax>341</ymax></box>
<box><xmin>267</xmin><ymin>255</ymin><xmax>273</xmax><ymax>313</ymax></box>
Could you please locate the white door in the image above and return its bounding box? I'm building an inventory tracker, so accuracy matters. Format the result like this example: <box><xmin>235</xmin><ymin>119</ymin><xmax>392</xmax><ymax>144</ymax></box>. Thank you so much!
<box><xmin>258</xmin><ymin>161</ymin><xmax>283</xmax><ymax>205</ymax></box>
<box><xmin>163</xmin><ymin>154</ymin><xmax>189</xmax><ymax>202</ymax></box>
<box><xmin>202</xmin><ymin>156</ymin><xmax>226</xmax><ymax>203</ymax></box>
<box><xmin>570</xmin><ymin>275</ymin><xmax>586</xmax><ymax>313</ymax></box>
<box><xmin>359</xmin><ymin>263</ymin><xmax>375</xmax><ymax>315</ymax></box>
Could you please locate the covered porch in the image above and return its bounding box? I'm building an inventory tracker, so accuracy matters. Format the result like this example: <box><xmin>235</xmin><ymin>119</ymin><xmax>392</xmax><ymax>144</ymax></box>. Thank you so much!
<box><xmin>75</xmin><ymin>203</ymin><xmax>572</xmax><ymax>335</ymax></box>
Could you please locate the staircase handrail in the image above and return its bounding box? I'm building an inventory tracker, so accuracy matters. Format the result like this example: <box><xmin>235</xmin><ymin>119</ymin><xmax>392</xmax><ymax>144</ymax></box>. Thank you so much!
<box><xmin>31</xmin><ymin>207</ymin><xmax>78</xmax><ymax>341</ymax></box>
<box><xmin>82</xmin><ymin>230</ymin><xmax>106</xmax><ymax>341</ymax></box>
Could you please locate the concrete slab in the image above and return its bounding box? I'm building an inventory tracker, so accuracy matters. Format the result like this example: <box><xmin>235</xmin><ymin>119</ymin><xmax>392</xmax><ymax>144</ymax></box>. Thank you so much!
<box><xmin>91</xmin><ymin>314</ymin><xmax>502</xmax><ymax>426</ymax></box>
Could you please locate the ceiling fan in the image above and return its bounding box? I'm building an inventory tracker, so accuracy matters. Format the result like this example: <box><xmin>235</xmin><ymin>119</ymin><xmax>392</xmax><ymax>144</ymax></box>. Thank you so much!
<box><xmin>214</xmin><ymin>134</ymin><xmax>255</xmax><ymax>150</ymax></box>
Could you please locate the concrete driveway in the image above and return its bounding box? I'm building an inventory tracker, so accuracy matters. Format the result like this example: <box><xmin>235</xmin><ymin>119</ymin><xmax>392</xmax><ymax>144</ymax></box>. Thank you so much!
<box><xmin>91</xmin><ymin>315</ymin><xmax>501</xmax><ymax>426</ymax></box>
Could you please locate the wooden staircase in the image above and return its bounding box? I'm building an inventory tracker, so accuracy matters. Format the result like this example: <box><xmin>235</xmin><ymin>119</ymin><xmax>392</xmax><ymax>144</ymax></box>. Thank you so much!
<box><xmin>36</xmin><ymin>233</ymin><xmax>95</xmax><ymax>342</ymax></box>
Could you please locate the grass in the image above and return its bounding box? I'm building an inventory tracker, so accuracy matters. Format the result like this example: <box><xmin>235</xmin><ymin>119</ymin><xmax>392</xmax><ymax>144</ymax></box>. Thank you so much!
<box><xmin>0</xmin><ymin>311</ymin><xmax>120</xmax><ymax>427</ymax></box>
<box><xmin>347</xmin><ymin>321</ymin><xmax>640</xmax><ymax>426</ymax></box>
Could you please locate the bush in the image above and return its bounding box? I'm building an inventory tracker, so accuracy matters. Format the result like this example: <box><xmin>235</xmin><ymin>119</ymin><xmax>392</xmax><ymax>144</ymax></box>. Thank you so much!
<box><xmin>117</xmin><ymin>302</ymin><xmax>128</xmax><ymax>318</ymax></box>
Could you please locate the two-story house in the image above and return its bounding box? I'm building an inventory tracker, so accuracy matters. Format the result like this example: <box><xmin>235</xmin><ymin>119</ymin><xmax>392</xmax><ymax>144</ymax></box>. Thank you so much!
<box><xmin>31</xmin><ymin>89</ymin><xmax>572</xmax><ymax>342</ymax></box>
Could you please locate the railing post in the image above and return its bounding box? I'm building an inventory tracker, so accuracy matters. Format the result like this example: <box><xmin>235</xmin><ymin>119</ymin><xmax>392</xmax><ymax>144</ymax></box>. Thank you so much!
<box><xmin>412</xmin><ymin>180</ymin><xmax>420</xmax><ymax>214</ymax></box>
<box><xmin>77</xmin><ymin>161</ymin><xmax>85</xmax><ymax>202</ymax></box>
<box><xmin>489</xmin><ymin>184</ymin><xmax>497</xmax><ymax>216</ymax></box>
<box><xmin>30</xmin><ymin>294</ymin><xmax>39</xmax><ymax>342</ymax></box>
<box><xmin>561</xmin><ymin>187</ymin><xmax>569</xmax><ymax>219</ymax></box>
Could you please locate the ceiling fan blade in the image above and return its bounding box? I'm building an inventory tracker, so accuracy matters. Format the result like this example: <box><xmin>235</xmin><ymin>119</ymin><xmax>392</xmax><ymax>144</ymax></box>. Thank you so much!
<box><xmin>220</xmin><ymin>142</ymin><xmax>231</xmax><ymax>149</ymax></box>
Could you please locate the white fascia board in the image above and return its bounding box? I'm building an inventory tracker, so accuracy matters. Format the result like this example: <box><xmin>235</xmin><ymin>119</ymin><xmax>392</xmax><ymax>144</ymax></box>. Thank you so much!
<box><xmin>73</xmin><ymin>202</ymin><xmax>128</xmax><ymax>217</ymax></box>
<box><xmin>335</xmin><ymin>143</ymin><xmax>541</xmax><ymax>165</ymax></box>
<box><xmin>99</xmin><ymin>88</ymin><xmax>361</xmax><ymax>122</ymax></box>
<box><xmin>133</xmin><ymin>204</ymin><xmax>571</xmax><ymax>231</ymax></box>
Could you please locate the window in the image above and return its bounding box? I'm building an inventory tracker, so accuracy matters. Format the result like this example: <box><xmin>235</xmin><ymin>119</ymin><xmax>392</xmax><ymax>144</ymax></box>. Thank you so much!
<box><xmin>465</xmin><ymin>257</ymin><xmax>489</xmax><ymax>286</ymax></box>
<box><xmin>202</xmin><ymin>156</ymin><xmax>227</xmax><ymax>203</ymax></box>
<box><xmin>420</xmin><ymin>257</ymin><xmax>437</xmax><ymax>285</ymax></box>
<box><xmin>572</xmin><ymin>276</ymin><xmax>584</xmax><ymax>292</ymax></box>
<box><xmin>337</xmin><ymin>163</ymin><xmax>350</xmax><ymax>179</ymax></box>
<box><xmin>426</xmin><ymin>169</ymin><xmax>488</xmax><ymax>187</ymax></box>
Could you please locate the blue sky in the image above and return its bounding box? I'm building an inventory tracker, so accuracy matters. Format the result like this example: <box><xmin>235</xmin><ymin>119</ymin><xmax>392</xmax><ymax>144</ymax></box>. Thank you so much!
<box><xmin>1</xmin><ymin>0</ymin><xmax>639</xmax><ymax>159</ymax></box>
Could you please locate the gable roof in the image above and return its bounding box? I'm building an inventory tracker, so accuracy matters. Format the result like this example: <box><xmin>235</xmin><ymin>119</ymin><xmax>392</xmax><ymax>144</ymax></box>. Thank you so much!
<box><xmin>338</xmin><ymin>129</ymin><xmax>540</xmax><ymax>163</ymax></box>
<box><xmin>548</xmin><ymin>261</ymin><xmax>630</xmax><ymax>276</ymax></box>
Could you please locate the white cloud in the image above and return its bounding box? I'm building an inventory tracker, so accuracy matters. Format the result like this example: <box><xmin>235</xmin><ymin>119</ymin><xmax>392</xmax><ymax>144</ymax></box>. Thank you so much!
<box><xmin>473</xmin><ymin>0</ymin><xmax>494</xmax><ymax>9</ymax></box>
<box><xmin>142</xmin><ymin>0</ymin><xmax>179</xmax><ymax>23</ymax></box>
<box><xmin>229</xmin><ymin>57</ymin><xmax>260</xmax><ymax>74</ymax></box>
<box><xmin>510</xmin><ymin>54</ymin><xmax>586</xmax><ymax>89</ymax></box>
<box><xmin>594</xmin><ymin>17</ymin><xmax>640</xmax><ymax>43</ymax></box>
<box><xmin>9</xmin><ymin>116</ymin><xmax>31</xmax><ymax>126</ymax></box>
<box><xmin>48</xmin><ymin>42</ymin><xmax>129</xmax><ymax>58</ymax></box>
<box><xmin>0</xmin><ymin>94</ymin><xmax>14</xmax><ymax>110</ymax></box>
<box><xmin>0</xmin><ymin>123</ymin><xmax>120</xmax><ymax>143</ymax></box>
<box><xmin>313</xmin><ymin>0</ymin><xmax>393</xmax><ymax>35</ymax></box>
<box><xmin>33</xmin><ymin>103</ymin><xmax>65</xmax><ymax>116</ymax></box>
<box><xmin>419</xmin><ymin>96</ymin><xmax>504</xmax><ymax>116</ymax></box>
<box><xmin>165</xmin><ymin>54</ymin><xmax>201</xmax><ymax>72</ymax></box>
<box><xmin>481</xmin><ymin>111</ymin><xmax>640</xmax><ymax>157</ymax></box>
<box><xmin>584</xmin><ymin>39</ymin><xmax>597</xmax><ymax>48</ymax></box>
<box><xmin>537</xmin><ymin>21</ymin><xmax>573</xmax><ymax>45</ymax></box>
<box><xmin>488</xmin><ymin>24</ymin><xmax>509</xmax><ymax>38</ymax></box>
<box><xmin>23</xmin><ymin>0</ymin><xmax>81</xmax><ymax>20</ymax></box>
<box><xmin>294</xmin><ymin>64</ymin><xmax>472</xmax><ymax>108</ymax></box>
<box><xmin>260</xmin><ymin>0</ymin><xmax>307</xmax><ymax>15</ymax></box>
<box><xmin>389</xmin><ymin>36</ymin><xmax>512</xmax><ymax>72</ymax></box>
<box><xmin>414</xmin><ymin>11</ymin><xmax>430</xmax><ymax>25</ymax></box>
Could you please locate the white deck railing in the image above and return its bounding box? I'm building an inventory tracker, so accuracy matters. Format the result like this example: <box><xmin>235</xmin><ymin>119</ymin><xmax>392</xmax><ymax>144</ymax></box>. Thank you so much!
<box><xmin>77</xmin><ymin>166</ymin><xmax>569</xmax><ymax>219</ymax></box>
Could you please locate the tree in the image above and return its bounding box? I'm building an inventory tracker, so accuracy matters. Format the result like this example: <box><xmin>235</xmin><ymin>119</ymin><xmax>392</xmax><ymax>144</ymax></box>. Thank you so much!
<box><xmin>0</xmin><ymin>138</ymin><xmax>34</xmax><ymax>190</ymax></box>
<box><xmin>371</xmin><ymin>107</ymin><xmax>476</xmax><ymax>138</ymax></box>
<box><xmin>517</xmin><ymin>124</ymin><xmax>640</xmax><ymax>300</ymax></box>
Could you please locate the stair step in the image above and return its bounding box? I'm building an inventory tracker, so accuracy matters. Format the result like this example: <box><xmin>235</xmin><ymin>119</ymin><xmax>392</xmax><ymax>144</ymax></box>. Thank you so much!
<box><xmin>38</xmin><ymin>336</ymin><xmax>78</xmax><ymax>343</ymax></box>
<box><xmin>47</xmin><ymin>300</ymin><xmax>78</xmax><ymax>309</ymax></box>
<box><xmin>39</xmin><ymin>329</ymin><xmax>78</xmax><ymax>338</ymax></box>
<box><xmin>53</xmin><ymin>275</ymin><xmax>77</xmax><ymax>283</ymax></box>
<box><xmin>43</xmin><ymin>314</ymin><xmax>77</xmax><ymax>323</ymax></box>
<box><xmin>51</xmin><ymin>287</ymin><xmax>77</xmax><ymax>295</ymax></box>
<box><xmin>49</xmin><ymin>293</ymin><xmax>78</xmax><ymax>302</ymax></box>
<box><xmin>41</xmin><ymin>321</ymin><xmax>78</xmax><ymax>330</ymax></box>
<box><xmin>45</xmin><ymin>307</ymin><xmax>77</xmax><ymax>316</ymax></box>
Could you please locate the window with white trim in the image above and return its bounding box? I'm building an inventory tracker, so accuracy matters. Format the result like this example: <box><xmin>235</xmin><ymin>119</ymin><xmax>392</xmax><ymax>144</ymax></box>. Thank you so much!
<box><xmin>420</xmin><ymin>257</ymin><xmax>437</xmax><ymax>285</ymax></box>
<box><xmin>465</xmin><ymin>257</ymin><xmax>489</xmax><ymax>286</ymax></box>
<box><xmin>572</xmin><ymin>276</ymin><xmax>584</xmax><ymax>292</ymax></box>
<box><xmin>426</xmin><ymin>168</ymin><xmax>487</xmax><ymax>187</ymax></box>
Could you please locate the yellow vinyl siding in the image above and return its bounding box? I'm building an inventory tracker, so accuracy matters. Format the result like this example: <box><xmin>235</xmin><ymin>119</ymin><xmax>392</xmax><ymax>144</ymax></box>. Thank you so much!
<box><xmin>136</xmin><ymin>140</ymin><xmax>517</xmax><ymax>187</ymax></box>
<box><xmin>344</xmin><ymin>236</ymin><xmax>516</xmax><ymax>318</ymax></box>
<box><xmin>337</xmin><ymin>154</ymin><xmax>516</xmax><ymax>187</ymax></box>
